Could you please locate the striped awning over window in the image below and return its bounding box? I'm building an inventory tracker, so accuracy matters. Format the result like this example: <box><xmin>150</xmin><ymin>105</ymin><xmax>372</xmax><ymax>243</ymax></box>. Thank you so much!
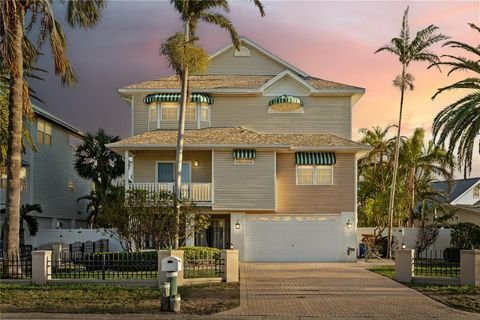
<box><xmin>295</xmin><ymin>152</ymin><xmax>336</xmax><ymax>165</ymax></box>
<box><xmin>144</xmin><ymin>93</ymin><xmax>214</xmax><ymax>104</ymax></box>
<box><xmin>268</xmin><ymin>95</ymin><xmax>304</xmax><ymax>107</ymax></box>
<box><xmin>233</xmin><ymin>149</ymin><xmax>256</xmax><ymax>159</ymax></box>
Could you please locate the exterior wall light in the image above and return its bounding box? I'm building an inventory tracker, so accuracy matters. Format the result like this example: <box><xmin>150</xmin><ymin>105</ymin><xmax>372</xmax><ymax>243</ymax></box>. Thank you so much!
<box><xmin>235</xmin><ymin>221</ymin><xmax>241</xmax><ymax>230</ymax></box>
<box><xmin>401</xmin><ymin>243</ymin><xmax>406</xmax><ymax>249</ymax></box>
<box><xmin>346</xmin><ymin>219</ymin><xmax>353</xmax><ymax>229</ymax></box>
<box><xmin>193</xmin><ymin>160</ymin><xmax>199</xmax><ymax>167</ymax></box>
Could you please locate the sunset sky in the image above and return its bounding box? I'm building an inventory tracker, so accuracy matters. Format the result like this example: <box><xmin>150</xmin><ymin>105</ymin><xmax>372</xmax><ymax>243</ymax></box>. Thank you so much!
<box><xmin>31</xmin><ymin>0</ymin><xmax>479</xmax><ymax>177</ymax></box>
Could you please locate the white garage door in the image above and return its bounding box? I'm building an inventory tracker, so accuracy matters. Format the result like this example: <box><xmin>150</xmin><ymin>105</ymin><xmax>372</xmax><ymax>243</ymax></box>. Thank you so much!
<box><xmin>245</xmin><ymin>214</ymin><xmax>342</xmax><ymax>262</ymax></box>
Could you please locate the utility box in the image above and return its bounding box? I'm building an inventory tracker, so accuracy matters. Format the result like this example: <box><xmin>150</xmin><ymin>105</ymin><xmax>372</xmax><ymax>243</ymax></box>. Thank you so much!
<box><xmin>161</xmin><ymin>256</ymin><xmax>182</xmax><ymax>272</ymax></box>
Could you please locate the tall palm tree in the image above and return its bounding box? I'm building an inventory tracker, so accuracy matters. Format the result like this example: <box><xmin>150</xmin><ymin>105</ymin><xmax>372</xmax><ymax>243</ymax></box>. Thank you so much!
<box><xmin>374</xmin><ymin>7</ymin><xmax>448</xmax><ymax>258</ymax></box>
<box><xmin>399</xmin><ymin>128</ymin><xmax>454</xmax><ymax>226</ymax></box>
<box><xmin>164</xmin><ymin>0</ymin><xmax>265</xmax><ymax>248</ymax></box>
<box><xmin>430</xmin><ymin>23</ymin><xmax>480</xmax><ymax>178</ymax></box>
<box><xmin>0</xmin><ymin>0</ymin><xmax>105</xmax><ymax>265</ymax></box>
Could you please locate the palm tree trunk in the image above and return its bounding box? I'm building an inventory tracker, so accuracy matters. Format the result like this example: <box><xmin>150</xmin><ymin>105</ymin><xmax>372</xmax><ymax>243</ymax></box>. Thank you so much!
<box><xmin>386</xmin><ymin>65</ymin><xmax>406</xmax><ymax>259</ymax></box>
<box><xmin>4</xmin><ymin>6</ymin><xmax>24</xmax><ymax>274</ymax></box>
<box><xmin>173</xmin><ymin>22</ymin><xmax>190</xmax><ymax>249</ymax></box>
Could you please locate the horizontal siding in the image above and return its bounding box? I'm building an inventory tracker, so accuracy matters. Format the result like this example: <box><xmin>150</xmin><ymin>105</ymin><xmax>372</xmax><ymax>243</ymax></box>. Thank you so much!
<box><xmin>133</xmin><ymin>94</ymin><xmax>149</xmax><ymax>135</ymax></box>
<box><xmin>133</xmin><ymin>150</ymin><xmax>212</xmax><ymax>183</ymax></box>
<box><xmin>276</xmin><ymin>153</ymin><xmax>355</xmax><ymax>214</ymax></box>
<box><xmin>208</xmin><ymin>45</ymin><xmax>285</xmax><ymax>75</ymax></box>
<box><xmin>213</xmin><ymin>151</ymin><xmax>275</xmax><ymax>210</ymax></box>
<box><xmin>212</xmin><ymin>96</ymin><xmax>351</xmax><ymax>138</ymax></box>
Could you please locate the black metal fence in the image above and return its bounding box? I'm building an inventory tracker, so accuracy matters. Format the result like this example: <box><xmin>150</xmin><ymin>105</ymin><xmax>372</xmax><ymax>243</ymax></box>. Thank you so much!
<box><xmin>48</xmin><ymin>252</ymin><xmax>158</xmax><ymax>280</ymax></box>
<box><xmin>414</xmin><ymin>250</ymin><xmax>460</xmax><ymax>278</ymax></box>
<box><xmin>0</xmin><ymin>254</ymin><xmax>32</xmax><ymax>279</ymax></box>
<box><xmin>184</xmin><ymin>250</ymin><xmax>223</xmax><ymax>278</ymax></box>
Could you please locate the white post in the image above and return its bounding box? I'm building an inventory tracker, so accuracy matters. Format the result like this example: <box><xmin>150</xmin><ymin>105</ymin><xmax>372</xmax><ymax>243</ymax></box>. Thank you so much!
<box><xmin>32</xmin><ymin>250</ymin><xmax>52</xmax><ymax>285</ymax></box>
<box><xmin>395</xmin><ymin>249</ymin><xmax>414</xmax><ymax>283</ymax></box>
<box><xmin>221</xmin><ymin>249</ymin><xmax>239</xmax><ymax>282</ymax></box>
<box><xmin>460</xmin><ymin>250</ymin><xmax>480</xmax><ymax>286</ymax></box>
<box><xmin>124</xmin><ymin>150</ymin><xmax>129</xmax><ymax>190</ymax></box>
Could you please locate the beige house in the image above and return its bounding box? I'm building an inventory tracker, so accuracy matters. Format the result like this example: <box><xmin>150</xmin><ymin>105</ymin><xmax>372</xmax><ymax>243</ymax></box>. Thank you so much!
<box><xmin>109</xmin><ymin>37</ymin><xmax>370</xmax><ymax>262</ymax></box>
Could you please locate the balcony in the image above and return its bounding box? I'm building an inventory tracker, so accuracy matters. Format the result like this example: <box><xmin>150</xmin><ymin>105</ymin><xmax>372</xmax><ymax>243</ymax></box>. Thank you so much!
<box><xmin>128</xmin><ymin>182</ymin><xmax>212</xmax><ymax>203</ymax></box>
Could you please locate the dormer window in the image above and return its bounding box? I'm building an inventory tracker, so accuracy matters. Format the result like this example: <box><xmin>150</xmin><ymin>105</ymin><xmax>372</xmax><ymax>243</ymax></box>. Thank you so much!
<box><xmin>268</xmin><ymin>95</ymin><xmax>304</xmax><ymax>113</ymax></box>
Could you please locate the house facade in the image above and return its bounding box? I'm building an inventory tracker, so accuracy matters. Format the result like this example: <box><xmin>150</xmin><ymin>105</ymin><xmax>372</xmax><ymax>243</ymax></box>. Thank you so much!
<box><xmin>1</xmin><ymin>105</ymin><xmax>91</xmax><ymax>233</ymax></box>
<box><xmin>432</xmin><ymin>178</ymin><xmax>480</xmax><ymax>225</ymax></box>
<box><xmin>109</xmin><ymin>37</ymin><xmax>369</xmax><ymax>261</ymax></box>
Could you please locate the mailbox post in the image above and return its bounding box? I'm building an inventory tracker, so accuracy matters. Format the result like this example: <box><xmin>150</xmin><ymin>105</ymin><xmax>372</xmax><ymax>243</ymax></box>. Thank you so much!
<box><xmin>161</xmin><ymin>256</ymin><xmax>182</xmax><ymax>312</ymax></box>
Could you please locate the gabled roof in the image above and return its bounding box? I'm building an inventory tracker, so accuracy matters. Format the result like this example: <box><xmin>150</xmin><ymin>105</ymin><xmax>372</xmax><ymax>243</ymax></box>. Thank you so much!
<box><xmin>32</xmin><ymin>105</ymin><xmax>84</xmax><ymax>137</ymax></box>
<box><xmin>107</xmin><ymin>127</ymin><xmax>370</xmax><ymax>152</ymax></box>
<box><xmin>433</xmin><ymin>177</ymin><xmax>480</xmax><ymax>204</ymax></box>
<box><xmin>209</xmin><ymin>36</ymin><xmax>309</xmax><ymax>77</ymax></box>
<box><xmin>121</xmin><ymin>74</ymin><xmax>363</xmax><ymax>92</ymax></box>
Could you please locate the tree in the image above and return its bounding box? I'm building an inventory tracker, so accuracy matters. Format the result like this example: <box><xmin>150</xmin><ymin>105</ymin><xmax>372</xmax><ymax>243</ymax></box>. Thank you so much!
<box><xmin>74</xmin><ymin>129</ymin><xmax>124</xmax><ymax>227</ymax></box>
<box><xmin>399</xmin><ymin>128</ymin><xmax>454</xmax><ymax>226</ymax></box>
<box><xmin>374</xmin><ymin>7</ymin><xmax>448</xmax><ymax>258</ymax></box>
<box><xmin>99</xmin><ymin>188</ymin><xmax>211</xmax><ymax>251</ymax></box>
<box><xmin>1</xmin><ymin>203</ymin><xmax>41</xmax><ymax>245</ymax></box>
<box><xmin>163</xmin><ymin>0</ymin><xmax>264</xmax><ymax>248</ymax></box>
<box><xmin>430</xmin><ymin>23</ymin><xmax>480</xmax><ymax>178</ymax></box>
<box><xmin>0</xmin><ymin>0</ymin><xmax>105</xmax><ymax>264</ymax></box>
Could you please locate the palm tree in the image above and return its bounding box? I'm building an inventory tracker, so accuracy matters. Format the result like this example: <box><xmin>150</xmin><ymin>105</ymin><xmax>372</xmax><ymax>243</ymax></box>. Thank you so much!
<box><xmin>0</xmin><ymin>0</ymin><xmax>105</xmax><ymax>265</ymax></box>
<box><xmin>430</xmin><ymin>23</ymin><xmax>480</xmax><ymax>178</ymax></box>
<box><xmin>374</xmin><ymin>7</ymin><xmax>448</xmax><ymax>258</ymax></box>
<box><xmin>164</xmin><ymin>0</ymin><xmax>265</xmax><ymax>248</ymax></box>
<box><xmin>1</xmin><ymin>204</ymin><xmax>41</xmax><ymax>245</ymax></box>
<box><xmin>74</xmin><ymin>129</ymin><xmax>124</xmax><ymax>227</ymax></box>
<box><xmin>399</xmin><ymin>128</ymin><xmax>454</xmax><ymax>226</ymax></box>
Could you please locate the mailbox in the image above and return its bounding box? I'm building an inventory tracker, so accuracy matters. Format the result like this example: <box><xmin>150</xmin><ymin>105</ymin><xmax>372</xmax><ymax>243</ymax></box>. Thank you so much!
<box><xmin>161</xmin><ymin>256</ymin><xmax>182</xmax><ymax>272</ymax></box>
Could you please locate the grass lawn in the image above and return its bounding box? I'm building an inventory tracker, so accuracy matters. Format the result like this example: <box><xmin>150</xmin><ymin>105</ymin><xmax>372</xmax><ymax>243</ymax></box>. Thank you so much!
<box><xmin>368</xmin><ymin>266</ymin><xmax>480</xmax><ymax>314</ymax></box>
<box><xmin>0</xmin><ymin>282</ymin><xmax>239</xmax><ymax>315</ymax></box>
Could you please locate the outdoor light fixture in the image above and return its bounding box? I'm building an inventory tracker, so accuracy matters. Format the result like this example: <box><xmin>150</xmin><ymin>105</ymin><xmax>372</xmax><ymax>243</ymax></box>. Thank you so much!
<box><xmin>229</xmin><ymin>243</ymin><xmax>234</xmax><ymax>249</ymax></box>
<box><xmin>346</xmin><ymin>219</ymin><xmax>353</xmax><ymax>229</ymax></box>
<box><xmin>193</xmin><ymin>160</ymin><xmax>199</xmax><ymax>167</ymax></box>
<box><xmin>235</xmin><ymin>220</ymin><xmax>241</xmax><ymax>230</ymax></box>
<box><xmin>401</xmin><ymin>243</ymin><xmax>406</xmax><ymax>249</ymax></box>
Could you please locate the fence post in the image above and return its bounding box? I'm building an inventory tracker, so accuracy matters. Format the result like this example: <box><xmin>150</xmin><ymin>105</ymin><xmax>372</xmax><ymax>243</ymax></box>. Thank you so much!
<box><xmin>101</xmin><ymin>254</ymin><xmax>106</xmax><ymax>280</ymax></box>
<box><xmin>158</xmin><ymin>250</ymin><xmax>184</xmax><ymax>288</ymax></box>
<box><xmin>32</xmin><ymin>250</ymin><xmax>52</xmax><ymax>285</ymax></box>
<box><xmin>460</xmin><ymin>249</ymin><xmax>479</xmax><ymax>286</ymax></box>
<box><xmin>395</xmin><ymin>249</ymin><xmax>414</xmax><ymax>283</ymax></box>
<box><xmin>221</xmin><ymin>249</ymin><xmax>239</xmax><ymax>283</ymax></box>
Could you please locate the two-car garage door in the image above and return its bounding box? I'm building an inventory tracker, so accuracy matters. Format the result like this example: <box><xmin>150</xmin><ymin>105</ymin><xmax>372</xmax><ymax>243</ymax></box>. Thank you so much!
<box><xmin>244</xmin><ymin>214</ymin><xmax>342</xmax><ymax>262</ymax></box>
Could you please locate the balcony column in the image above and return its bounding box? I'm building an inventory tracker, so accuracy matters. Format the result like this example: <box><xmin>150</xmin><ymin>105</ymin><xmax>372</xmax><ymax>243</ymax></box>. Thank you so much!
<box><xmin>124</xmin><ymin>150</ymin><xmax>129</xmax><ymax>190</ymax></box>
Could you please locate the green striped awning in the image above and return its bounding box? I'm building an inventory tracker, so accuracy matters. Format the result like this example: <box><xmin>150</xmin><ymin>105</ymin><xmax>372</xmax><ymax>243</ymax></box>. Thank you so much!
<box><xmin>144</xmin><ymin>93</ymin><xmax>214</xmax><ymax>104</ymax></box>
<box><xmin>233</xmin><ymin>149</ymin><xmax>256</xmax><ymax>159</ymax></box>
<box><xmin>295</xmin><ymin>152</ymin><xmax>336</xmax><ymax>165</ymax></box>
<box><xmin>268</xmin><ymin>95</ymin><xmax>304</xmax><ymax>107</ymax></box>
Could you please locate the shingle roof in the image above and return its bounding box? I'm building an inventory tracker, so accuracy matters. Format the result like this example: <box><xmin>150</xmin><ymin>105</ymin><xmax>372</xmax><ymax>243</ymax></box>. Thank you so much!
<box><xmin>121</xmin><ymin>75</ymin><xmax>362</xmax><ymax>91</ymax></box>
<box><xmin>433</xmin><ymin>177</ymin><xmax>480</xmax><ymax>203</ymax></box>
<box><xmin>108</xmin><ymin>127</ymin><xmax>369</xmax><ymax>150</ymax></box>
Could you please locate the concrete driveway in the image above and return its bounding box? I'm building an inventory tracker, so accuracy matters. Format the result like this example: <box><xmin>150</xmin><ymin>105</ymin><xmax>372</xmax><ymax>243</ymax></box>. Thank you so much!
<box><xmin>220</xmin><ymin>262</ymin><xmax>479</xmax><ymax>319</ymax></box>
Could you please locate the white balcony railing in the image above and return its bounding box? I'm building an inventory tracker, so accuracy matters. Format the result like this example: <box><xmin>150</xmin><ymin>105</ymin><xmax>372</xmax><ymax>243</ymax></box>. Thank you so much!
<box><xmin>128</xmin><ymin>182</ymin><xmax>212</xmax><ymax>202</ymax></box>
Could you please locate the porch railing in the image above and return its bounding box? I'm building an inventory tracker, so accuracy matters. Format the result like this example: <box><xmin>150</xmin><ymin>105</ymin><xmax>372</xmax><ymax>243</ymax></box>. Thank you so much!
<box><xmin>128</xmin><ymin>182</ymin><xmax>212</xmax><ymax>202</ymax></box>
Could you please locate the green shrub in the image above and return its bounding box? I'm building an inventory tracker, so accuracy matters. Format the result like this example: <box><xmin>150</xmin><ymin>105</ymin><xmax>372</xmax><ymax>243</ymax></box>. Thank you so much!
<box><xmin>443</xmin><ymin>247</ymin><xmax>460</xmax><ymax>262</ymax></box>
<box><xmin>451</xmin><ymin>222</ymin><xmax>480</xmax><ymax>249</ymax></box>
<box><xmin>179</xmin><ymin>246</ymin><xmax>220</xmax><ymax>260</ymax></box>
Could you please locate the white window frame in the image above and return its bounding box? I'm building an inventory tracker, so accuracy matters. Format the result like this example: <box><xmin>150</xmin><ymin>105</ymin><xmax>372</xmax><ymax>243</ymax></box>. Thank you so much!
<box><xmin>200</xmin><ymin>105</ymin><xmax>210</xmax><ymax>122</ymax></box>
<box><xmin>37</xmin><ymin>119</ymin><xmax>52</xmax><ymax>146</ymax></box>
<box><xmin>160</xmin><ymin>103</ymin><xmax>178</xmax><ymax>121</ymax></box>
<box><xmin>185</xmin><ymin>103</ymin><xmax>197</xmax><ymax>121</ymax></box>
<box><xmin>155</xmin><ymin>160</ymin><xmax>192</xmax><ymax>183</ymax></box>
<box><xmin>295</xmin><ymin>164</ymin><xmax>333</xmax><ymax>185</ymax></box>
<box><xmin>234</xmin><ymin>158</ymin><xmax>255</xmax><ymax>165</ymax></box>
<box><xmin>474</xmin><ymin>184</ymin><xmax>480</xmax><ymax>198</ymax></box>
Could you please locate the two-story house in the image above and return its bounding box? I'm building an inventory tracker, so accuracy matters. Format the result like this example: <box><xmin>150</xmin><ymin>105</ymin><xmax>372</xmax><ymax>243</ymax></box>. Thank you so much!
<box><xmin>109</xmin><ymin>37</ymin><xmax>370</xmax><ymax>261</ymax></box>
<box><xmin>1</xmin><ymin>105</ymin><xmax>91</xmax><ymax>234</ymax></box>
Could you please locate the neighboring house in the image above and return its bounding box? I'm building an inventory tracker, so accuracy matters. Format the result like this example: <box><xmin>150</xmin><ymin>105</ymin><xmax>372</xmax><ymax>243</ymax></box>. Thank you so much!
<box><xmin>432</xmin><ymin>177</ymin><xmax>480</xmax><ymax>225</ymax></box>
<box><xmin>1</xmin><ymin>105</ymin><xmax>91</xmax><ymax>234</ymax></box>
<box><xmin>109</xmin><ymin>37</ymin><xmax>370</xmax><ymax>262</ymax></box>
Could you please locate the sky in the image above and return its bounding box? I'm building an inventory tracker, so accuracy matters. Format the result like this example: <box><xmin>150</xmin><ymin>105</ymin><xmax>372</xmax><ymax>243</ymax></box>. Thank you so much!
<box><xmin>30</xmin><ymin>0</ymin><xmax>480</xmax><ymax>177</ymax></box>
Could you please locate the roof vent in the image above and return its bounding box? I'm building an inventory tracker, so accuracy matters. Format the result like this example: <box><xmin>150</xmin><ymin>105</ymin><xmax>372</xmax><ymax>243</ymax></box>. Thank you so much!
<box><xmin>234</xmin><ymin>46</ymin><xmax>250</xmax><ymax>57</ymax></box>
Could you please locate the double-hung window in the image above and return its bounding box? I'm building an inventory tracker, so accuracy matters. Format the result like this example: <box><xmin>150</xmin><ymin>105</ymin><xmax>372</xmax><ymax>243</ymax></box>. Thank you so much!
<box><xmin>296</xmin><ymin>165</ymin><xmax>333</xmax><ymax>185</ymax></box>
<box><xmin>37</xmin><ymin>119</ymin><xmax>52</xmax><ymax>146</ymax></box>
<box><xmin>161</xmin><ymin>103</ymin><xmax>178</xmax><ymax>121</ymax></box>
<box><xmin>185</xmin><ymin>103</ymin><xmax>196</xmax><ymax>121</ymax></box>
<box><xmin>1</xmin><ymin>166</ymin><xmax>27</xmax><ymax>190</ymax></box>
<box><xmin>201</xmin><ymin>105</ymin><xmax>209</xmax><ymax>122</ymax></box>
